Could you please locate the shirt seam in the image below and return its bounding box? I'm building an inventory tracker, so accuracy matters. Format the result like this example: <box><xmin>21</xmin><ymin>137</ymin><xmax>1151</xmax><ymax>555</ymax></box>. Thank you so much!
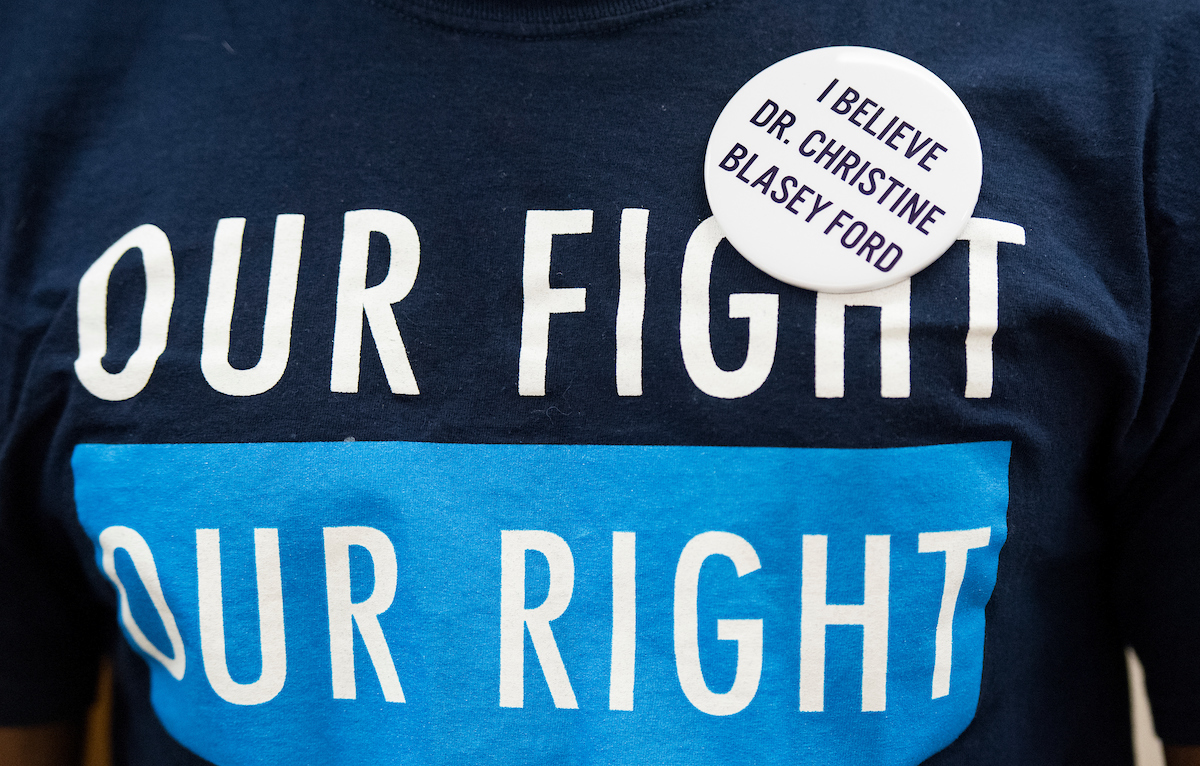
<box><xmin>358</xmin><ymin>0</ymin><xmax>722</xmax><ymax>40</ymax></box>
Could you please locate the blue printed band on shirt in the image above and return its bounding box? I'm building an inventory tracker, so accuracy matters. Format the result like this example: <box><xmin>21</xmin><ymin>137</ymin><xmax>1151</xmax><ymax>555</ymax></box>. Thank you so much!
<box><xmin>73</xmin><ymin>440</ymin><xmax>1009</xmax><ymax>766</ymax></box>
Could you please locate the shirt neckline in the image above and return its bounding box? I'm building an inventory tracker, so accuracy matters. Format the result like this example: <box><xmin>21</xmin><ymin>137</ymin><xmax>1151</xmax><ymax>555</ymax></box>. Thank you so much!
<box><xmin>367</xmin><ymin>0</ymin><xmax>717</xmax><ymax>38</ymax></box>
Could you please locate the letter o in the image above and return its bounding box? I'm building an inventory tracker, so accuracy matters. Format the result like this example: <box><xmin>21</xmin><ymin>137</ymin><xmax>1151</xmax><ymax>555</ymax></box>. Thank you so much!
<box><xmin>99</xmin><ymin>525</ymin><xmax>186</xmax><ymax>680</ymax></box>
<box><xmin>75</xmin><ymin>224</ymin><xmax>175</xmax><ymax>401</ymax></box>
<box><xmin>840</xmin><ymin>221</ymin><xmax>869</xmax><ymax>249</ymax></box>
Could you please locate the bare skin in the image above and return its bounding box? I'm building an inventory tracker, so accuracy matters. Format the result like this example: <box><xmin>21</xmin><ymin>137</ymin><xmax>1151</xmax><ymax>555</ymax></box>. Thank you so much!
<box><xmin>1169</xmin><ymin>747</ymin><xmax>1200</xmax><ymax>766</ymax></box>
<box><xmin>0</xmin><ymin>723</ymin><xmax>1198</xmax><ymax>764</ymax></box>
<box><xmin>0</xmin><ymin>723</ymin><xmax>82</xmax><ymax>766</ymax></box>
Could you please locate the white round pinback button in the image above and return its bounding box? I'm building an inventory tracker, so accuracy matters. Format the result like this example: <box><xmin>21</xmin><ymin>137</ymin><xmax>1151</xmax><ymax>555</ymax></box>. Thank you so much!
<box><xmin>704</xmin><ymin>46</ymin><xmax>982</xmax><ymax>293</ymax></box>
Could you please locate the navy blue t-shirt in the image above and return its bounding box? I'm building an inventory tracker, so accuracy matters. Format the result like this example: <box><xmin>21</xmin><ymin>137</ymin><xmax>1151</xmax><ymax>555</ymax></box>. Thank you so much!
<box><xmin>1</xmin><ymin>0</ymin><xmax>1199</xmax><ymax>763</ymax></box>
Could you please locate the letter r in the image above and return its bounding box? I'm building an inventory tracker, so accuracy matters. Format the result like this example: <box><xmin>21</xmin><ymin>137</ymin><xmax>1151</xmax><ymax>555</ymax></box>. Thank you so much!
<box><xmin>499</xmin><ymin>530</ymin><xmax>579</xmax><ymax>709</ymax></box>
